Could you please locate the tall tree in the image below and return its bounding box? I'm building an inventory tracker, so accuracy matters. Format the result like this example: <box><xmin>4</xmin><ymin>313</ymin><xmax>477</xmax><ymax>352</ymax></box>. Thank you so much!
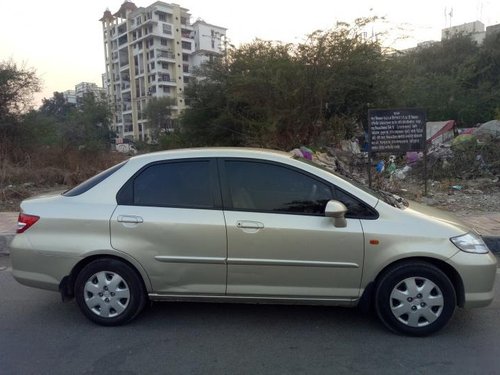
<box><xmin>388</xmin><ymin>33</ymin><xmax>499</xmax><ymax>125</ymax></box>
<box><xmin>144</xmin><ymin>96</ymin><xmax>176</xmax><ymax>142</ymax></box>
<box><xmin>182</xmin><ymin>18</ymin><xmax>389</xmax><ymax>149</ymax></box>
<box><xmin>68</xmin><ymin>93</ymin><xmax>114</xmax><ymax>152</ymax></box>
<box><xmin>0</xmin><ymin>60</ymin><xmax>41</xmax><ymax>162</ymax></box>
<box><xmin>0</xmin><ymin>59</ymin><xmax>41</xmax><ymax>123</ymax></box>
<box><xmin>39</xmin><ymin>92</ymin><xmax>75</xmax><ymax>120</ymax></box>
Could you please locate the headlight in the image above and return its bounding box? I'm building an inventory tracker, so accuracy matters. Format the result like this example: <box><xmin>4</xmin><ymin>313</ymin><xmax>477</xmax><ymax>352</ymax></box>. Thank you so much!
<box><xmin>450</xmin><ymin>232</ymin><xmax>489</xmax><ymax>254</ymax></box>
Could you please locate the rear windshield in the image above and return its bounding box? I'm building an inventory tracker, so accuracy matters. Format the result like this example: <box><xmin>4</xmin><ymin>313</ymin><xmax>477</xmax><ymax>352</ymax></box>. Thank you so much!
<box><xmin>63</xmin><ymin>161</ymin><xmax>128</xmax><ymax>197</ymax></box>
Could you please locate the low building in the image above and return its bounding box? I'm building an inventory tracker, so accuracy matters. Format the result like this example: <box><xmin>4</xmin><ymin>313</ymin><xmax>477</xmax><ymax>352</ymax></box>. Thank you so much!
<box><xmin>486</xmin><ymin>24</ymin><xmax>500</xmax><ymax>37</ymax></box>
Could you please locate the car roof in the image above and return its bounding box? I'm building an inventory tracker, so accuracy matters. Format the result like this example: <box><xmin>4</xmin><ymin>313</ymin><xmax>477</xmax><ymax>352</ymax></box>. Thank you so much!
<box><xmin>128</xmin><ymin>147</ymin><xmax>291</xmax><ymax>164</ymax></box>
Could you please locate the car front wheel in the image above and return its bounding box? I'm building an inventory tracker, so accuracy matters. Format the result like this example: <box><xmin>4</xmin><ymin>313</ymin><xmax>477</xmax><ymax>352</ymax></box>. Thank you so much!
<box><xmin>75</xmin><ymin>258</ymin><xmax>146</xmax><ymax>326</ymax></box>
<box><xmin>375</xmin><ymin>261</ymin><xmax>456</xmax><ymax>336</ymax></box>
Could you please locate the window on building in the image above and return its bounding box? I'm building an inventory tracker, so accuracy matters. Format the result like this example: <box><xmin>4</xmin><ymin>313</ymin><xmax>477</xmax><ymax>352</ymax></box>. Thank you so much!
<box><xmin>160</xmin><ymin>38</ymin><xmax>168</xmax><ymax>46</ymax></box>
<box><xmin>118</xmin><ymin>35</ymin><xmax>128</xmax><ymax>46</ymax></box>
<box><xmin>149</xmin><ymin>50</ymin><xmax>155</xmax><ymax>58</ymax></box>
<box><xmin>136</xmin><ymin>16</ymin><xmax>142</xmax><ymax>25</ymax></box>
<box><xmin>158</xmin><ymin>13</ymin><xmax>166</xmax><ymax>22</ymax></box>
<box><xmin>211</xmin><ymin>39</ymin><xmax>215</xmax><ymax>49</ymax></box>
<box><xmin>182</xmin><ymin>54</ymin><xmax>189</xmax><ymax>62</ymax></box>
<box><xmin>163</xmin><ymin>24</ymin><xmax>172</xmax><ymax>35</ymax></box>
<box><xmin>162</xmin><ymin>86</ymin><xmax>170</xmax><ymax>93</ymax></box>
<box><xmin>150</xmin><ymin>62</ymin><xmax>155</xmax><ymax>70</ymax></box>
<box><xmin>181</xmin><ymin>41</ymin><xmax>191</xmax><ymax>50</ymax></box>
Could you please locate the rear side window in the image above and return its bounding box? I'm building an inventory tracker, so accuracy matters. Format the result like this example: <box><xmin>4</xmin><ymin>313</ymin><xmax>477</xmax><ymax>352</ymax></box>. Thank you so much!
<box><xmin>118</xmin><ymin>160</ymin><xmax>215</xmax><ymax>209</ymax></box>
<box><xmin>63</xmin><ymin>161</ymin><xmax>127</xmax><ymax>197</ymax></box>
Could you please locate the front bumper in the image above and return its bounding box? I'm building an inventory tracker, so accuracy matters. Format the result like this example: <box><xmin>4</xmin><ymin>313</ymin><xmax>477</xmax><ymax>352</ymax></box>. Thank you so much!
<box><xmin>447</xmin><ymin>250</ymin><xmax>497</xmax><ymax>308</ymax></box>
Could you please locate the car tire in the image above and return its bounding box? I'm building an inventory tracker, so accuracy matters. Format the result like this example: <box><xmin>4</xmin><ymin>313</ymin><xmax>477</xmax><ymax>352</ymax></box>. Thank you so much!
<box><xmin>374</xmin><ymin>261</ymin><xmax>456</xmax><ymax>336</ymax></box>
<box><xmin>75</xmin><ymin>258</ymin><xmax>147</xmax><ymax>326</ymax></box>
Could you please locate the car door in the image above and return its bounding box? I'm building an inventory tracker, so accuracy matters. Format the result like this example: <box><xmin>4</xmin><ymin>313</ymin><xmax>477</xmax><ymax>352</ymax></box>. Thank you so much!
<box><xmin>221</xmin><ymin>159</ymin><xmax>365</xmax><ymax>299</ymax></box>
<box><xmin>110</xmin><ymin>158</ymin><xmax>227</xmax><ymax>295</ymax></box>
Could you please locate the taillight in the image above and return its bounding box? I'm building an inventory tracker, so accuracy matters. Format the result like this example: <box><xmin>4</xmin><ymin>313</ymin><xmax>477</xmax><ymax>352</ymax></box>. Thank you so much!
<box><xmin>17</xmin><ymin>213</ymin><xmax>40</xmax><ymax>234</ymax></box>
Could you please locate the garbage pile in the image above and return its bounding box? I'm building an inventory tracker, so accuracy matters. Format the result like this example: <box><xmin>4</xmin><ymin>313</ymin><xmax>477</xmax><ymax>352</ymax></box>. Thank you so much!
<box><xmin>289</xmin><ymin>118</ymin><xmax>500</xmax><ymax>214</ymax></box>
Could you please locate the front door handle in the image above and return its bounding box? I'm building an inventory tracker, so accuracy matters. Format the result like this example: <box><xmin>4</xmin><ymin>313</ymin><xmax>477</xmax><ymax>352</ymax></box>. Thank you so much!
<box><xmin>236</xmin><ymin>220</ymin><xmax>264</xmax><ymax>229</ymax></box>
<box><xmin>117</xmin><ymin>215</ymin><xmax>144</xmax><ymax>224</ymax></box>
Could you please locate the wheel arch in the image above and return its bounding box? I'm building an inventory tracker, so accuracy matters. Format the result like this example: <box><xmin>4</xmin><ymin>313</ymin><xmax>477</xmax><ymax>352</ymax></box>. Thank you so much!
<box><xmin>59</xmin><ymin>253</ymin><xmax>152</xmax><ymax>301</ymax></box>
<box><xmin>359</xmin><ymin>256</ymin><xmax>465</xmax><ymax>311</ymax></box>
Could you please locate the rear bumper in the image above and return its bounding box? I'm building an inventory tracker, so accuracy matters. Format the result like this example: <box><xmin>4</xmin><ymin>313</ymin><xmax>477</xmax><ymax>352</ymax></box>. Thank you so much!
<box><xmin>10</xmin><ymin>235</ymin><xmax>78</xmax><ymax>292</ymax></box>
<box><xmin>448</xmin><ymin>250</ymin><xmax>497</xmax><ymax>308</ymax></box>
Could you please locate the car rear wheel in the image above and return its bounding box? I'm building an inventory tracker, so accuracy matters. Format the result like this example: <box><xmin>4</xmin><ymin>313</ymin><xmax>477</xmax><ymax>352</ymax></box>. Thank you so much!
<box><xmin>75</xmin><ymin>258</ymin><xmax>146</xmax><ymax>326</ymax></box>
<box><xmin>375</xmin><ymin>262</ymin><xmax>456</xmax><ymax>336</ymax></box>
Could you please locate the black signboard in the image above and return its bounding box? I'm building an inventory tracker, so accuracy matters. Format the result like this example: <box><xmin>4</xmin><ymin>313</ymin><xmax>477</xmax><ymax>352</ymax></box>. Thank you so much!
<box><xmin>368</xmin><ymin>108</ymin><xmax>426</xmax><ymax>153</ymax></box>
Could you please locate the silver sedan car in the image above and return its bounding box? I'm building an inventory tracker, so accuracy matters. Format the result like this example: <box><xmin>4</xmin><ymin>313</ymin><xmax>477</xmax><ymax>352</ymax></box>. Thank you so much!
<box><xmin>10</xmin><ymin>148</ymin><xmax>497</xmax><ymax>335</ymax></box>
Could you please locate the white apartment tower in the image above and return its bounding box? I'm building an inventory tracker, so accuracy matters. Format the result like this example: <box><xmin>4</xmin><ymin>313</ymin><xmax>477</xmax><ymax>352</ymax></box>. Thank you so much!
<box><xmin>100</xmin><ymin>1</ymin><xmax>227</xmax><ymax>141</ymax></box>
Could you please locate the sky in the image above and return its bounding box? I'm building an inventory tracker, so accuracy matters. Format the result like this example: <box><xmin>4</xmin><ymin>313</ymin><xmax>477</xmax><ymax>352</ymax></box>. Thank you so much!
<box><xmin>1</xmin><ymin>0</ymin><xmax>499</xmax><ymax>106</ymax></box>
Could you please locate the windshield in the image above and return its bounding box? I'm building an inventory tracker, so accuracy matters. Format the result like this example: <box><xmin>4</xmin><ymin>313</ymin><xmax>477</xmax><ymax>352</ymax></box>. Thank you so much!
<box><xmin>293</xmin><ymin>156</ymin><xmax>408</xmax><ymax>209</ymax></box>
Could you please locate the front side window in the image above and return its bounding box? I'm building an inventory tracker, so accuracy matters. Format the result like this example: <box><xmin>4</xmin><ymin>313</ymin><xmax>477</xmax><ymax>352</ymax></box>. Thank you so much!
<box><xmin>225</xmin><ymin>161</ymin><xmax>333</xmax><ymax>215</ymax></box>
<box><xmin>119</xmin><ymin>161</ymin><xmax>214</xmax><ymax>208</ymax></box>
<box><xmin>334</xmin><ymin>188</ymin><xmax>378</xmax><ymax>219</ymax></box>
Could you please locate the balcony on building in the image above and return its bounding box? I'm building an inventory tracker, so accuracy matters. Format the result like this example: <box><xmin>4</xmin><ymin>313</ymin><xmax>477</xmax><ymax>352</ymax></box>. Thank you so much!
<box><xmin>157</xmin><ymin>49</ymin><xmax>175</xmax><ymax>61</ymax></box>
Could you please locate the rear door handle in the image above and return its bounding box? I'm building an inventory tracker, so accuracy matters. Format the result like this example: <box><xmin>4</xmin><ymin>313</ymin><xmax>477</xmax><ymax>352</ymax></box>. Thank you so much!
<box><xmin>117</xmin><ymin>215</ymin><xmax>144</xmax><ymax>224</ymax></box>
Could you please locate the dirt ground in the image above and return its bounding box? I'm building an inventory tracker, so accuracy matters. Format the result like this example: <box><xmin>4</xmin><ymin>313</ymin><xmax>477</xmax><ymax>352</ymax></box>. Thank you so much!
<box><xmin>0</xmin><ymin>185</ymin><xmax>68</xmax><ymax>211</ymax></box>
<box><xmin>398</xmin><ymin>177</ymin><xmax>500</xmax><ymax>217</ymax></box>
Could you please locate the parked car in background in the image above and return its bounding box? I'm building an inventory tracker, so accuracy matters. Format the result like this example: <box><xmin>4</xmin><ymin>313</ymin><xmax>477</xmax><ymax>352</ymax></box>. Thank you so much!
<box><xmin>10</xmin><ymin>148</ymin><xmax>497</xmax><ymax>335</ymax></box>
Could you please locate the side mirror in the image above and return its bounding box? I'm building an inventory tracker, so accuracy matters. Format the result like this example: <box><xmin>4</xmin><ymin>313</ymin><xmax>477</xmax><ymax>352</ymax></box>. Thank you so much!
<box><xmin>325</xmin><ymin>200</ymin><xmax>348</xmax><ymax>228</ymax></box>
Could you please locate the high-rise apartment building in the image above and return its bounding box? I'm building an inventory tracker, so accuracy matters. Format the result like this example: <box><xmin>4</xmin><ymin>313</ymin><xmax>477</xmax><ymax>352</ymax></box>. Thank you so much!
<box><xmin>75</xmin><ymin>82</ymin><xmax>106</xmax><ymax>105</ymax></box>
<box><xmin>100</xmin><ymin>1</ymin><xmax>226</xmax><ymax>141</ymax></box>
<box><xmin>62</xmin><ymin>82</ymin><xmax>106</xmax><ymax>106</ymax></box>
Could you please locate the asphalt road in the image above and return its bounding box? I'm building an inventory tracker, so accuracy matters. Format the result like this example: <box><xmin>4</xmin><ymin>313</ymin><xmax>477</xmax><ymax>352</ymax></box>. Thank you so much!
<box><xmin>1</xmin><ymin>254</ymin><xmax>499</xmax><ymax>375</ymax></box>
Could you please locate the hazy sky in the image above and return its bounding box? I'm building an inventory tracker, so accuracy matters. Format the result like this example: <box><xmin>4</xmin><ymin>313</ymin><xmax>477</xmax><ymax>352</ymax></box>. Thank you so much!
<box><xmin>1</xmin><ymin>0</ymin><xmax>499</xmax><ymax>106</ymax></box>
